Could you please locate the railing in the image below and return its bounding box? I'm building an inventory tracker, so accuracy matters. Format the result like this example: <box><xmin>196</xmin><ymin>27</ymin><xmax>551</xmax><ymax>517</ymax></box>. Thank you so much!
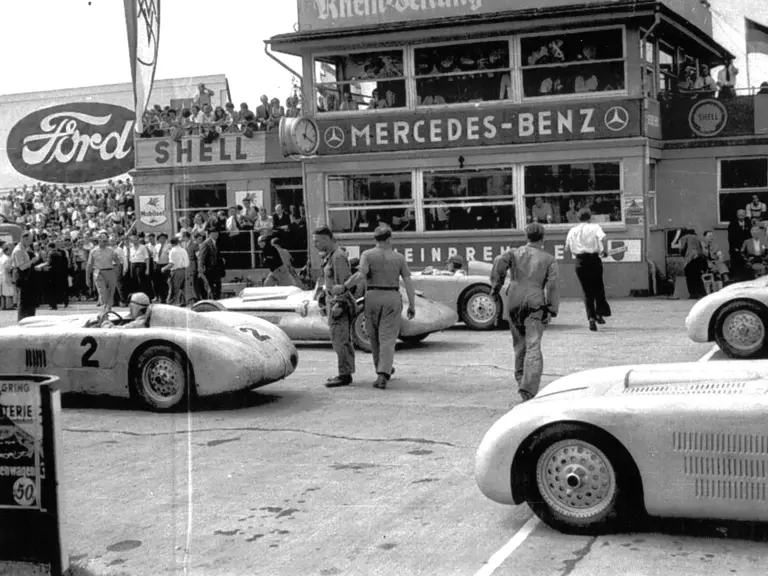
<box><xmin>218</xmin><ymin>230</ymin><xmax>308</xmax><ymax>271</ymax></box>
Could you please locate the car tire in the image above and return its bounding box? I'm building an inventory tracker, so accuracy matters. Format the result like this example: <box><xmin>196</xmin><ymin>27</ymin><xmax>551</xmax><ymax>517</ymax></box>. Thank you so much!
<box><xmin>399</xmin><ymin>334</ymin><xmax>429</xmax><ymax>344</ymax></box>
<box><xmin>352</xmin><ymin>313</ymin><xmax>373</xmax><ymax>353</ymax></box>
<box><xmin>714</xmin><ymin>300</ymin><xmax>768</xmax><ymax>359</ymax></box>
<box><xmin>460</xmin><ymin>285</ymin><xmax>500</xmax><ymax>331</ymax></box>
<box><xmin>525</xmin><ymin>423</ymin><xmax>641</xmax><ymax>536</ymax></box>
<box><xmin>191</xmin><ymin>300</ymin><xmax>226</xmax><ymax>313</ymax></box>
<box><xmin>131</xmin><ymin>345</ymin><xmax>192</xmax><ymax>412</ymax></box>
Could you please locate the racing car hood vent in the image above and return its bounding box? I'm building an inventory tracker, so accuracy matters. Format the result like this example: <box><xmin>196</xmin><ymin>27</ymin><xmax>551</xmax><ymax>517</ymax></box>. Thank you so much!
<box><xmin>621</xmin><ymin>369</ymin><xmax>766</xmax><ymax>395</ymax></box>
<box><xmin>25</xmin><ymin>349</ymin><xmax>47</xmax><ymax>369</ymax></box>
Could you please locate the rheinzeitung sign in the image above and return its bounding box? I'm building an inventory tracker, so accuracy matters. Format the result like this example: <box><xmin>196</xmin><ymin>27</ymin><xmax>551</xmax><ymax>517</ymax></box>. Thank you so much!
<box><xmin>315</xmin><ymin>99</ymin><xmax>641</xmax><ymax>155</ymax></box>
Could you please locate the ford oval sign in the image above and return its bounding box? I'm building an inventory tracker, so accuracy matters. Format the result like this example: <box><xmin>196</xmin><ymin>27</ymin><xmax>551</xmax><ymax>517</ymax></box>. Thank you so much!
<box><xmin>6</xmin><ymin>102</ymin><xmax>135</xmax><ymax>184</ymax></box>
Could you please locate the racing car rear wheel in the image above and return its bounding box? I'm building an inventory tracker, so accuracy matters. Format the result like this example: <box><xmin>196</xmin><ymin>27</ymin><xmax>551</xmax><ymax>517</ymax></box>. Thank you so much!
<box><xmin>714</xmin><ymin>301</ymin><xmax>768</xmax><ymax>359</ymax></box>
<box><xmin>525</xmin><ymin>424</ymin><xmax>642</xmax><ymax>535</ymax></box>
<box><xmin>352</xmin><ymin>314</ymin><xmax>373</xmax><ymax>353</ymax></box>
<box><xmin>460</xmin><ymin>285</ymin><xmax>501</xmax><ymax>331</ymax></box>
<box><xmin>191</xmin><ymin>300</ymin><xmax>226</xmax><ymax>313</ymax></box>
<box><xmin>132</xmin><ymin>345</ymin><xmax>192</xmax><ymax>412</ymax></box>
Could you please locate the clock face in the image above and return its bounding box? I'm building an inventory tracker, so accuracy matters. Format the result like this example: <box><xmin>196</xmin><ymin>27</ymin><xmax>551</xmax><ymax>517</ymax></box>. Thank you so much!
<box><xmin>294</xmin><ymin>117</ymin><xmax>319</xmax><ymax>155</ymax></box>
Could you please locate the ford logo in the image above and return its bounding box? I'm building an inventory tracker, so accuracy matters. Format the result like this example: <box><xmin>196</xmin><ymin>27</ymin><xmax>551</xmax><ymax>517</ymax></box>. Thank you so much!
<box><xmin>6</xmin><ymin>102</ymin><xmax>136</xmax><ymax>184</ymax></box>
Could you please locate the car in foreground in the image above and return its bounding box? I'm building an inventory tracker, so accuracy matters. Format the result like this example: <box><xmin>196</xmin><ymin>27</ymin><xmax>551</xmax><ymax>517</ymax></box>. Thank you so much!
<box><xmin>410</xmin><ymin>260</ymin><xmax>508</xmax><ymax>330</ymax></box>
<box><xmin>0</xmin><ymin>304</ymin><xmax>299</xmax><ymax>411</ymax></box>
<box><xmin>191</xmin><ymin>286</ymin><xmax>459</xmax><ymax>352</ymax></box>
<box><xmin>475</xmin><ymin>360</ymin><xmax>768</xmax><ymax>535</ymax></box>
<box><xmin>686</xmin><ymin>277</ymin><xmax>768</xmax><ymax>358</ymax></box>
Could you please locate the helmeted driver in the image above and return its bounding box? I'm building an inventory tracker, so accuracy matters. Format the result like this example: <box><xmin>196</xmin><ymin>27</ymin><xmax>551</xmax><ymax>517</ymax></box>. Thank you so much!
<box><xmin>101</xmin><ymin>292</ymin><xmax>151</xmax><ymax>329</ymax></box>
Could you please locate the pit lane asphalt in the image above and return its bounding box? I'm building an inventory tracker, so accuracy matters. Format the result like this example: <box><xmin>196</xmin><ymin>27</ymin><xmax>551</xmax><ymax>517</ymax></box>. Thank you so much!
<box><xmin>2</xmin><ymin>298</ymin><xmax>763</xmax><ymax>576</ymax></box>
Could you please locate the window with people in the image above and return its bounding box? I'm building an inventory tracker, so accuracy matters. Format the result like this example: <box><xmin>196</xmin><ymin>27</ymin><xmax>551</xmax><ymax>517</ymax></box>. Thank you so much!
<box><xmin>524</xmin><ymin>162</ymin><xmax>623</xmax><ymax>224</ymax></box>
<box><xmin>414</xmin><ymin>40</ymin><xmax>512</xmax><ymax>105</ymax></box>
<box><xmin>326</xmin><ymin>173</ymin><xmax>414</xmax><ymax>234</ymax></box>
<box><xmin>718</xmin><ymin>158</ymin><xmax>768</xmax><ymax>224</ymax></box>
<box><xmin>422</xmin><ymin>168</ymin><xmax>516</xmax><ymax>231</ymax></box>
<box><xmin>520</xmin><ymin>28</ymin><xmax>626</xmax><ymax>98</ymax></box>
<box><xmin>314</xmin><ymin>50</ymin><xmax>406</xmax><ymax>113</ymax></box>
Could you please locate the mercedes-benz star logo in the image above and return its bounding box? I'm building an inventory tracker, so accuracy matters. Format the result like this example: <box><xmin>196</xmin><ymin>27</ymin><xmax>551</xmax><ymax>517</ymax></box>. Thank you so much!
<box><xmin>604</xmin><ymin>106</ymin><xmax>630</xmax><ymax>132</ymax></box>
<box><xmin>324</xmin><ymin>126</ymin><xmax>345</xmax><ymax>149</ymax></box>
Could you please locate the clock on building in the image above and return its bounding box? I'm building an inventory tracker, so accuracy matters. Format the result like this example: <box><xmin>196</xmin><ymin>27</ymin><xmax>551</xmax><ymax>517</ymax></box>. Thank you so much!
<box><xmin>279</xmin><ymin>116</ymin><xmax>320</xmax><ymax>156</ymax></box>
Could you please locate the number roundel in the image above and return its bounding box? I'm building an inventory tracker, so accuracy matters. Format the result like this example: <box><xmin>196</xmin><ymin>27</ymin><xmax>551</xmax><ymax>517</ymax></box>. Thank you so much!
<box><xmin>13</xmin><ymin>477</ymin><xmax>37</xmax><ymax>507</ymax></box>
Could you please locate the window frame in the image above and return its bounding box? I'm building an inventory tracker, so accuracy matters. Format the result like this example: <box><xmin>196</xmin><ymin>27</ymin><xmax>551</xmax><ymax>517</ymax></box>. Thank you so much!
<box><xmin>717</xmin><ymin>156</ymin><xmax>768</xmax><ymax>225</ymax></box>
<box><xmin>312</xmin><ymin>46</ymin><xmax>409</xmax><ymax>116</ymax></box>
<box><xmin>521</xmin><ymin>158</ymin><xmax>625</xmax><ymax>228</ymax></box>
<box><xmin>518</xmin><ymin>24</ymin><xmax>628</xmax><ymax>102</ymax></box>
<box><xmin>411</xmin><ymin>37</ymin><xmax>515</xmax><ymax>109</ymax></box>
<box><xmin>647</xmin><ymin>160</ymin><xmax>658</xmax><ymax>227</ymax></box>
<box><xmin>172</xmin><ymin>181</ymin><xmax>229</xmax><ymax>232</ymax></box>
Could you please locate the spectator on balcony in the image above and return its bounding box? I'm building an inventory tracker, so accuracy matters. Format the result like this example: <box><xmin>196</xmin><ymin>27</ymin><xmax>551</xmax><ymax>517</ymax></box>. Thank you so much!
<box><xmin>226</xmin><ymin>206</ymin><xmax>245</xmax><ymax>234</ymax></box>
<box><xmin>759</xmin><ymin>82</ymin><xmax>768</xmax><ymax>95</ymax></box>
<box><xmin>285</xmin><ymin>96</ymin><xmax>300</xmax><ymax>118</ymax></box>
<box><xmin>212</xmin><ymin>106</ymin><xmax>229</xmax><ymax>133</ymax></box>
<box><xmin>241</xmin><ymin>197</ymin><xmax>259</xmax><ymax>223</ymax></box>
<box><xmin>256</xmin><ymin>95</ymin><xmax>271</xmax><ymax>127</ymax></box>
<box><xmin>272</xmin><ymin>204</ymin><xmax>291</xmax><ymax>241</ymax></box>
<box><xmin>267</xmin><ymin>98</ymin><xmax>285</xmax><ymax>130</ymax></box>
<box><xmin>531</xmin><ymin>197</ymin><xmax>554</xmax><ymax>224</ymax></box>
<box><xmin>747</xmin><ymin>194</ymin><xmax>767</xmax><ymax>222</ymax></box>
<box><xmin>194</xmin><ymin>83</ymin><xmax>215</xmax><ymax>108</ymax></box>
<box><xmin>340</xmin><ymin>91</ymin><xmax>358</xmax><ymax>111</ymax></box>
<box><xmin>717</xmin><ymin>58</ymin><xmax>738</xmax><ymax>100</ymax></box>
<box><xmin>694</xmin><ymin>64</ymin><xmax>717</xmax><ymax>93</ymax></box>
<box><xmin>254</xmin><ymin>207</ymin><xmax>273</xmax><ymax>234</ymax></box>
<box><xmin>191</xmin><ymin>213</ymin><xmax>207</xmax><ymax>235</ymax></box>
<box><xmin>225</xmin><ymin>102</ymin><xmax>240</xmax><ymax>129</ymax></box>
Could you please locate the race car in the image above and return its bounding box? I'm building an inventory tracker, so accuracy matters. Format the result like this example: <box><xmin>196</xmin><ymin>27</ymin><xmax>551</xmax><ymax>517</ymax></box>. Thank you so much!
<box><xmin>0</xmin><ymin>304</ymin><xmax>299</xmax><ymax>411</ymax></box>
<box><xmin>475</xmin><ymin>360</ymin><xmax>768</xmax><ymax>535</ymax></box>
<box><xmin>410</xmin><ymin>259</ymin><xmax>508</xmax><ymax>330</ymax></box>
<box><xmin>191</xmin><ymin>285</ymin><xmax>459</xmax><ymax>353</ymax></box>
<box><xmin>685</xmin><ymin>276</ymin><xmax>768</xmax><ymax>359</ymax></box>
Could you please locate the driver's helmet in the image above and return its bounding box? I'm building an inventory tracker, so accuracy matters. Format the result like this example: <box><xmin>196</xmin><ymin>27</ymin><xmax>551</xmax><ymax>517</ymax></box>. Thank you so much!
<box><xmin>129</xmin><ymin>292</ymin><xmax>151</xmax><ymax>307</ymax></box>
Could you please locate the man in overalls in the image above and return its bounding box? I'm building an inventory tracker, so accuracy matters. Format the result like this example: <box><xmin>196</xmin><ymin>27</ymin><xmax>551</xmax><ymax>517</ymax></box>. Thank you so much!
<box><xmin>314</xmin><ymin>226</ymin><xmax>356</xmax><ymax>388</ymax></box>
<box><xmin>345</xmin><ymin>225</ymin><xmax>416</xmax><ymax>389</ymax></box>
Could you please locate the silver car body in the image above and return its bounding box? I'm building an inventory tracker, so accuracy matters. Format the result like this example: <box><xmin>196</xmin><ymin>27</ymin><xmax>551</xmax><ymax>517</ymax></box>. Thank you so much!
<box><xmin>686</xmin><ymin>277</ymin><xmax>768</xmax><ymax>343</ymax></box>
<box><xmin>476</xmin><ymin>360</ymin><xmax>768</xmax><ymax>522</ymax></box>
<box><xmin>0</xmin><ymin>305</ymin><xmax>298</xmax><ymax>398</ymax></box>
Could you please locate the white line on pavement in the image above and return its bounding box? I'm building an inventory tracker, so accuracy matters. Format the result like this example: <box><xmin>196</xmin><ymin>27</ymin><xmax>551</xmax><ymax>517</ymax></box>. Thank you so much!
<box><xmin>698</xmin><ymin>344</ymin><xmax>719</xmax><ymax>362</ymax></box>
<box><xmin>473</xmin><ymin>516</ymin><xmax>540</xmax><ymax>576</ymax></box>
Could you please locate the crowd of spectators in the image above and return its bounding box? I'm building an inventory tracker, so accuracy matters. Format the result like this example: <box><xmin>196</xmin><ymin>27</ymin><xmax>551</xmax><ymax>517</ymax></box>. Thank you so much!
<box><xmin>140</xmin><ymin>83</ymin><xmax>304</xmax><ymax>140</ymax></box>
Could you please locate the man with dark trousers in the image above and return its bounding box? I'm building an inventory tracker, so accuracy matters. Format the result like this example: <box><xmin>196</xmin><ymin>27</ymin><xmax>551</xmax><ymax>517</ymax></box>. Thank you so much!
<box><xmin>314</xmin><ymin>226</ymin><xmax>356</xmax><ymax>388</ymax></box>
<box><xmin>727</xmin><ymin>209</ymin><xmax>752</xmax><ymax>275</ymax></box>
<box><xmin>183</xmin><ymin>231</ymin><xmax>204</xmax><ymax>306</ymax></box>
<box><xmin>490</xmin><ymin>222</ymin><xmax>559</xmax><ymax>403</ymax></box>
<box><xmin>344</xmin><ymin>225</ymin><xmax>416</xmax><ymax>389</ymax></box>
<box><xmin>198</xmin><ymin>224</ymin><xmax>224</xmax><ymax>300</ymax></box>
<box><xmin>565</xmin><ymin>208</ymin><xmax>610</xmax><ymax>331</ymax></box>
<box><xmin>11</xmin><ymin>231</ymin><xmax>43</xmax><ymax>322</ymax></box>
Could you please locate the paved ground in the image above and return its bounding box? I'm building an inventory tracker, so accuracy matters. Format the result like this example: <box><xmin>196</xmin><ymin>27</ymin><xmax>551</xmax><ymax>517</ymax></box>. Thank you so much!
<box><xmin>3</xmin><ymin>298</ymin><xmax>765</xmax><ymax>576</ymax></box>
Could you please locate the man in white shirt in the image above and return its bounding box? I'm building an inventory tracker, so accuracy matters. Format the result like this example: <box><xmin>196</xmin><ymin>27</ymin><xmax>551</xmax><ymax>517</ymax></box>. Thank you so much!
<box><xmin>162</xmin><ymin>237</ymin><xmax>190</xmax><ymax>306</ymax></box>
<box><xmin>565</xmin><ymin>208</ymin><xmax>611</xmax><ymax>332</ymax></box>
<box><xmin>746</xmin><ymin>195</ymin><xmax>767</xmax><ymax>222</ymax></box>
<box><xmin>152</xmin><ymin>233</ymin><xmax>171</xmax><ymax>303</ymax></box>
<box><xmin>716</xmin><ymin>57</ymin><xmax>738</xmax><ymax>100</ymax></box>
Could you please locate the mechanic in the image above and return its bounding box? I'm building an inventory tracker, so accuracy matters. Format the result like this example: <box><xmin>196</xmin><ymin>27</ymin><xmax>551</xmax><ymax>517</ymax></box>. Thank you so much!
<box><xmin>491</xmin><ymin>222</ymin><xmax>559</xmax><ymax>403</ymax></box>
<box><xmin>344</xmin><ymin>225</ymin><xmax>416</xmax><ymax>390</ymax></box>
<box><xmin>313</xmin><ymin>226</ymin><xmax>356</xmax><ymax>388</ymax></box>
<box><xmin>100</xmin><ymin>292</ymin><xmax>151</xmax><ymax>329</ymax></box>
<box><xmin>86</xmin><ymin>232</ymin><xmax>122</xmax><ymax>314</ymax></box>
<box><xmin>564</xmin><ymin>209</ymin><xmax>611</xmax><ymax>331</ymax></box>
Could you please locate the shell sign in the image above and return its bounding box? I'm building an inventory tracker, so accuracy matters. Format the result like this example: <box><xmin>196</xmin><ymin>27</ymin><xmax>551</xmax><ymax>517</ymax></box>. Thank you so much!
<box><xmin>5</xmin><ymin>102</ymin><xmax>135</xmax><ymax>184</ymax></box>
<box><xmin>688</xmin><ymin>99</ymin><xmax>728</xmax><ymax>137</ymax></box>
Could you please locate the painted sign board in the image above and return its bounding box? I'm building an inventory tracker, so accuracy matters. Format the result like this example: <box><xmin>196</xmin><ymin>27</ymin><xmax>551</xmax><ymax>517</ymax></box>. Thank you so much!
<box><xmin>135</xmin><ymin>135</ymin><xmax>267</xmax><ymax>169</ymax></box>
<box><xmin>315</xmin><ymin>99</ymin><xmax>642</xmax><ymax>155</ymax></box>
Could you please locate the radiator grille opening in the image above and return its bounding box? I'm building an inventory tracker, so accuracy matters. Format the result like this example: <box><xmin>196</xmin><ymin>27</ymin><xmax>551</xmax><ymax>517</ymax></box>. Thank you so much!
<box><xmin>25</xmin><ymin>349</ymin><xmax>47</xmax><ymax>369</ymax></box>
<box><xmin>623</xmin><ymin>382</ymin><xmax>747</xmax><ymax>395</ymax></box>
<box><xmin>694</xmin><ymin>479</ymin><xmax>768</xmax><ymax>501</ymax></box>
<box><xmin>673</xmin><ymin>432</ymin><xmax>768</xmax><ymax>455</ymax></box>
<box><xmin>684</xmin><ymin>455</ymin><xmax>768</xmax><ymax>479</ymax></box>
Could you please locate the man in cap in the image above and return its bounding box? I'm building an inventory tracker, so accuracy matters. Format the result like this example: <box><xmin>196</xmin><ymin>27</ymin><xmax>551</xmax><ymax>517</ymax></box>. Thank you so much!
<box><xmin>100</xmin><ymin>292</ymin><xmax>151</xmax><ymax>329</ymax></box>
<box><xmin>85</xmin><ymin>232</ymin><xmax>122</xmax><ymax>314</ymax></box>
<box><xmin>314</xmin><ymin>226</ymin><xmax>356</xmax><ymax>388</ymax></box>
<box><xmin>491</xmin><ymin>222</ymin><xmax>559</xmax><ymax>403</ymax></box>
<box><xmin>199</xmin><ymin>223</ymin><xmax>224</xmax><ymax>299</ymax></box>
<box><xmin>344</xmin><ymin>225</ymin><xmax>416</xmax><ymax>389</ymax></box>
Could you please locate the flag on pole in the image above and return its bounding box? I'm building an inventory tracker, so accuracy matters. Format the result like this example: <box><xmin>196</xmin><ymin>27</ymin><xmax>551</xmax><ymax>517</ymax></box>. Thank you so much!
<box><xmin>124</xmin><ymin>0</ymin><xmax>160</xmax><ymax>134</ymax></box>
<box><xmin>746</xmin><ymin>18</ymin><xmax>768</xmax><ymax>55</ymax></box>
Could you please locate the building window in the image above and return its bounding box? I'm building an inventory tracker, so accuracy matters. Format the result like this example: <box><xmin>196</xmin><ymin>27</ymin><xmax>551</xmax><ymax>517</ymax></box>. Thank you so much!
<box><xmin>647</xmin><ymin>160</ymin><xmax>657</xmax><ymax>227</ymax></box>
<box><xmin>641</xmin><ymin>36</ymin><xmax>657</xmax><ymax>99</ymax></box>
<box><xmin>326</xmin><ymin>173</ymin><xmax>413</xmax><ymax>234</ymax></box>
<box><xmin>413</xmin><ymin>40</ymin><xmax>512</xmax><ymax>105</ymax></box>
<box><xmin>422</xmin><ymin>168</ymin><xmax>515</xmax><ymax>231</ymax></box>
<box><xmin>718</xmin><ymin>158</ymin><xmax>768</xmax><ymax>223</ymax></box>
<box><xmin>173</xmin><ymin>183</ymin><xmax>228</xmax><ymax>229</ymax></box>
<box><xmin>523</xmin><ymin>162</ymin><xmax>622</xmax><ymax>224</ymax></box>
<box><xmin>520</xmin><ymin>27</ymin><xmax>625</xmax><ymax>98</ymax></box>
<box><xmin>271</xmin><ymin>177</ymin><xmax>304</xmax><ymax>213</ymax></box>
<box><xmin>658</xmin><ymin>42</ymin><xmax>676</xmax><ymax>94</ymax></box>
<box><xmin>314</xmin><ymin>50</ymin><xmax>406</xmax><ymax>113</ymax></box>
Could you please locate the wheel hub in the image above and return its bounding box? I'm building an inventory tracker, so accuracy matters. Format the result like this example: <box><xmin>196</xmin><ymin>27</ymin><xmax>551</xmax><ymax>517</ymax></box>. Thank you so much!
<box><xmin>537</xmin><ymin>440</ymin><xmax>616</xmax><ymax>518</ymax></box>
<box><xmin>723</xmin><ymin>311</ymin><xmax>765</xmax><ymax>351</ymax></box>
<box><xmin>145</xmin><ymin>358</ymin><xmax>182</xmax><ymax>399</ymax></box>
<box><xmin>468</xmin><ymin>294</ymin><xmax>496</xmax><ymax>323</ymax></box>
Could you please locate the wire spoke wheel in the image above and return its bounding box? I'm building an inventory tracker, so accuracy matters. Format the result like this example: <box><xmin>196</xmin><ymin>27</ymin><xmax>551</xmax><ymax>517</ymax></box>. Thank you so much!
<box><xmin>467</xmin><ymin>293</ymin><xmax>497</xmax><ymax>324</ymax></box>
<box><xmin>142</xmin><ymin>357</ymin><xmax>185</xmax><ymax>404</ymax></box>
<box><xmin>721</xmin><ymin>310</ymin><xmax>765</xmax><ymax>353</ymax></box>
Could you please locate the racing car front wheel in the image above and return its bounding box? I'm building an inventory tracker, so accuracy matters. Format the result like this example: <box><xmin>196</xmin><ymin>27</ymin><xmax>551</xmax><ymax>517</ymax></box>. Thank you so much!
<box><xmin>131</xmin><ymin>345</ymin><xmax>192</xmax><ymax>412</ymax></box>
<box><xmin>460</xmin><ymin>285</ymin><xmax>501</xmax><ymax>330</ymax></box>
<box><xmin>525</xmin><ymin>424</ymin><xmax>643</xmax><ymax>536</ymax></box>
<box><xmin>714</xmin><ymin>300</ymin><xmax>768</xmax><ymax>359</ymax></box>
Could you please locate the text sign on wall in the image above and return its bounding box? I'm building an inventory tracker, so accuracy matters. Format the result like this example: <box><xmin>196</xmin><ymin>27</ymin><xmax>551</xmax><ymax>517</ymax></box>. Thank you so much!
<box><xmin>343</xmin><ymin>238</ymin><xmax>641</xmax><ymax>267</ymax></box>
<box><xmin>316</xmin><ymin>100</ymin><xmax>641</xmax><ymax>155</ymax></box>
<box><xmin>135</xmin><ymin>135</ymin><xmax>266</xmax><ymax>169</ymax></box>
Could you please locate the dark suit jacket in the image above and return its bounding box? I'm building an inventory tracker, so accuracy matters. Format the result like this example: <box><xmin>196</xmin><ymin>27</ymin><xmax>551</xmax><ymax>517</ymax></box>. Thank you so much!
<box><xmin>186</xmin><ymin>240</ymin><xmax>199</xmax><ymax>277</ymax></box>
<box><xmin>490</xmin><ymin>244</ymin><xmax>559</xmax><ymax>315</ymax></box>
<box><xmin>198</xmin><ymin>238</ymin><xmax>222</xmax><ymax>278</ymax></box>
<box><xmin>728</xmin><ymin>218</ymin><xmax>752</xmax><ymax>252</ymax></box>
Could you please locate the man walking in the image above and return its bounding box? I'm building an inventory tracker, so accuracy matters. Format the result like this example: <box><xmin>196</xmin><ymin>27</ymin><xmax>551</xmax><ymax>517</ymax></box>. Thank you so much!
<box><xmin>565</xmin><ymin>209</ymin><xmax>610</xmax><ymax>331</ymax></box>
<box><xmin>345</xmin><ymin>225</ymin><xmax>416</xmax><ymax>389</ymax></box>
<box><xmin>85</xmin><ymin>232</ymin><xmax>122</xmax><ymax>314</ymax></box>
<box><xmin>163</xmin><ymin>237</ymin><xmax>189</xmax><ymax>306</ymax></box>
<box><xmin>314</xmin><ymin>226</ymin><xmax>356</xmax><ymax>388</ymax></box>
<box><xmin>491</xmin><ymin>223</ymin><xmax>559</xmax><ymax>403</ymax></box>
<box><xmin>199</xmin><ymin>224</ymin><xmax>224</xmax><ymax>300</ymax></box>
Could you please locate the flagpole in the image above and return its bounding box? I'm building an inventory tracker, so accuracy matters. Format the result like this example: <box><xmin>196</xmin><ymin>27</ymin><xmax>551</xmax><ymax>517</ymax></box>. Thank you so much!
<box><xmin>745</xmin><ymin>17</ymin><xmax>751</xmax><ymax>95</ymax></box>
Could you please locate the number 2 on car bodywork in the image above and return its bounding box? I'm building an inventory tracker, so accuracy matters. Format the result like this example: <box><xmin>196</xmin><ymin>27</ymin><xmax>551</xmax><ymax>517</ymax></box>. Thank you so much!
<box><xmin>81</xmin><ymin>336</ymin><xmax>100</xmax><ymax>367</ymax></box>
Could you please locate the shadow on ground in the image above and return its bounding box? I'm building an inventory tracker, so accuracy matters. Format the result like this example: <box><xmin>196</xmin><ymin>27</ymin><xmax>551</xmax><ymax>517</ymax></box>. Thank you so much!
<box><xmin>61</xmin><ymin>390</ymin><xmax>294</xmax><ymax>413</ymax></box>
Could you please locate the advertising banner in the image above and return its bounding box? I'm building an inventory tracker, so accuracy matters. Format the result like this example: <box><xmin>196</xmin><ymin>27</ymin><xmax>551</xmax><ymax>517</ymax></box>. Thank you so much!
<box><xmin>661</xmin><ymin>97</ymin><xmax>755</xmax><ymax>141</ymax></box>
<box><xmin>315</xmin><ymin>99</ymin><xmax>642</xmax><ymax>155</ymax></box>
<box><xmin>341</xmin><ymin>238</ymin><xmax>642</xmax><ymax>267</ymax></box>
<box><xmin>135</xmin><ymin>135</ymin><xmax>267</xmax><ymax>169</ymax></box>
